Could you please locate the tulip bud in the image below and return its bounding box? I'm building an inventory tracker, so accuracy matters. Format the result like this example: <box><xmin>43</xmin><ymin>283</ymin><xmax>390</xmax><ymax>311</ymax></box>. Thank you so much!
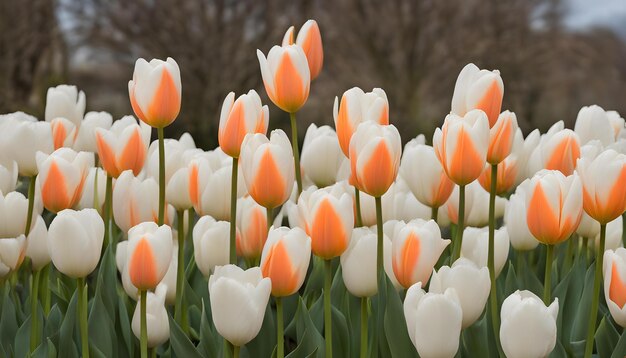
<box><xmin>505</xmin><ymin>184</ymin><xmax>539</xmax><ymax>251</ymax></box>
<box><xmin>132</xmin><ymin>284</ymin><xmax>170</xmax><ymax>347</ymax></box>
<box><xmin>126</xmin><ymin>222</ymin><xmax>173</xmax><ymax>290</ymax></box>
<box><xmin>389</xmin><ymin>219</ymin><xmax>450</xmax><ymax>288</ymax></box>
<box><xmin>433</xmin><ymin>110</ymin><xmax>490</xmax><ymax>186</ymax></box>
<box><xmin>541</xmin><ymin>128</ymin><xmax>581</xmax><ymax>176</ymax></box>
<box><xmin>77</xmin><ymin>167</ymin><xmax>107</xmax><ymax>212</ymax></box>
<box><xmin>461</xmin><ymin>227</ymin><xmax>510</xmax><ymax>278</ymax></box>
<box><xmin>404</xmin><ymin>283</ymin><xmax>462</xmax><ymax>358</ymax></box>
<box><xmin>95</xmin><ymin>115</ymin><xmax>151</xmax><ymax>178</ymax></box>
<box><xmin>25</xmin><ymin>216</ymin><xmax>50</xmax><ymax>271</ymax></box>
<box><xmin>574</xmin><ymin>105</ymin><xmax>615</xmax><ymax>146</ymax></box>
<box><xmin>36</xmin><ymin>148</ymin><xmax>93</xmax><ymax>213</ymax></box>
<box><xmin>400</xmin><ymin>138</ymin><xmax>454</xmax><ymax>209</ymax></box>
<box><xmin>486</xmin><ymin>110</ymin><xmax>518</xmax><ymax>164</ymax></box>
<box><xmin>515</xmin><ymin>128</ymin><xmax>541</xmax><ymax>184</ymax></box>
<box><xmin>451</xmin><ymin>63</ymin><xmax>504</xmax><ymax>127</ymax></box>
<box><xmin>0</xmin><ymin>191</ymin><xmax>31</xmax><ymax>238</ymax></box>
<box><xmin>0</xmin><ymin>112</ymin><xmax>53</xmax><ymax>176</ymax></box>
<box><xmin>209</xmin><ymin>265</ymin><xmax>271</xmax><ymax>346</ymax></box>
<box><xmin>193</xmin><ymin>215</ymin><xmax>233</xmax><ymax>277</ymax></box>
<box><xmin>45</xmin><ymin>85</ymin><xmax>86</xmax><ymax>128</ymax></box>
<box><xmin>48</xmin><ymin>208</ymin><xmax>104</xmax><ymax>278</ymax></box>
<box><xmin>116</xmin><ymin>241</ymin><xmax>139</xmax><ymax>299</ymax></box>
<box><xmin>260</xmin><ymin>226</ymin><xmax>311</xmax><ymax>296</ymax></box>
<box><xmin>603</xmin><ymin>249</ymin><xmax>626</xmax><ymax>327</ymax></box>
<box><xmin>236</xmin><ymin>196</ymin><xmax>268</xmax><ymax>260</ymax></box>
<box><xmin>282</xmin><ymin>20</ymin><xmax>323</xmax><ymax>80</ymax></box>
<box><xmin>0</xmin><ymin>235</ymin><xmax>26</xmax><ymax>277</ymax></box>
<box><xmin>430</xmin><ymin>258</ymin><xmax>491</xmax><ymax>328</ymax></box>
<box><xmin>166</xmin><ymin>166</ymin><xmax>193</xmax><ymax>211</ymax></box>
<box><xmin>334</xmin><ymin>87</ymin><xmax>389</xmax><ymax>157</ymax></box>
<box><xmin>525</xmin><ymin>170</ymin><xmax>583</xmax><ymax>244</ymax></box>
<box><xmin>500</xmin><ymin>290</ymin><xmax>558</xmax><ymax>358</ymax></box>
<box><xmin>349</xmin><ymin>121</ymin><xmax>401</xmax><ymax>197</ymax></box>
<box><xmin>218</xmin><ymin>90</ymin><xmax>269</xmax><ymax>158</ymax></box>
<box><xmin>300</xmin><ymin>124</ymin><xmax>349</xmax><ymax>187</ymax></box>
<box><xmin>478</xmin><ymin>155</ymin><xmax>519</xmax><ymax>195</ymax></box>
<box><xmin>240</xmin><ymin>130</ymin><xmax>295</xmax><ymax>209</ymax></box>
<box><xmin>74</xmin><ymin>111</ymin><xmax>113</xmax><ymax>153</ymax></box>
<box><xmin>257</xmin><ymin>45</ymin><xmax>310</xmax><ymax>113</ymax></box>
<box><xmin>50</xmin><ymin>117</ymin><xmax>76</xmax><ymax>149</ymax></box>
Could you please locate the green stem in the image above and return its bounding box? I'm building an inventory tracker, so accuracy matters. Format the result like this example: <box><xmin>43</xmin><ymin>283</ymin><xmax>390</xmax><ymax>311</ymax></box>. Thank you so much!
<box><xmin>584</xmin><ymin>223</ymin><xmax>606</xmax><ymax>358</ymax></box>
<box><xmin>140</xmin><ymin>289</ymin><xmax>147</xmax><ymax>358</ymax></box>
<box><xmin>157</xmin><ymin>127</ymin><xmax>165</xmax><ymax>226</ymax></box>
<box><xmin>375</xmin><ymin>196</ymin><xmax>383</xmax><ymax>286</ymax></box>
<box><xmin>276</xmin><ymin>297</ymin><xmax>284</xmax><ymax>358</ymax></box>
<box><xmin>40</xmin><ymin>264</ymin><xmax>50</xmax><ymax>315</ymax></box>
<box><xmin>93</xmin><ymin>167</ymin><xmax>100</xmax><ymax>213</ymax></box>
<box><xmin>431</xmin><ymin>206</ymin><xmax>438</xmax><ymax>223</ymax></box>
<box><xmin>453</xmin><ymin>185</ymin><xmax>466</xmax><ymax>261</ymax></box>
<box><xmin>543</xmin><ymin>244</ymin><xmax>554</xmax><ymax>304</ymax></box>
<box><xmin>230</xmin><ymin>157</ymin><xmax>239</xmax><ymax>265</ymax></box>
<box><xmin>29</xmin><ymin>269</ymin><xmax>40</xmax><ymax>353</ymax></box>
<box><xmin>289</xmin><ymin>112</ymin><xmax>302</xmax><ymax>198</ymax></box>
<box><xmin>233</xmin><ymin>345</ymin><xmax>240</xmax><ymax>358</ymax></box>
<box><xmin>582</xmin><ymin>237</ymin><xmax>589</xmax><ymax>264</ymax></box>
<box><xmin>267</xmin><ymin>207</ymin><xmax>273</xmax><ymax>233</ymax></box>
<box><xmin>77</xmin><ymin>277</ymin><xmax>89</xmax><ymax>358</ymax></box>
<box><xmin>487</xmin><ymin>164</ymin><xmax>503</xmax><ymax>356</ymax></box>
<box><xmin>360</xmin><ymin>296</ymin><xmax>368</xmax><ymax>358</ymax></box>
<box><xmin>355</xmin><ymin>187</ymin><xmax>363</xmax><ymax>227</ymax></box>
<box><xmin>324</xmin><ymin>259</ymin><xmax>333</xmax><ymax>358</ymax></box>
<box><xmin>175</xmin><ymin>209</ymin><xmax>186</xmax><ymax>329</ymax></box>
<box><xmin>25</xmin><ymin>175</ymin><xmax>37</xmax><ymax>236</ymax></box>
<box><xmin>103</xmin><ymin>175</ymin><xmax>113</xmax><ymax>248</ymax></box>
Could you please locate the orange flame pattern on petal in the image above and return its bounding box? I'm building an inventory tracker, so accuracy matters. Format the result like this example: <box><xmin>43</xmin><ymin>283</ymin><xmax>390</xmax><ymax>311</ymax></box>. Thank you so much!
<box><xmin>392</xmin><ymin>232</ymin><xmax>421</xmax><ymax>289</ymax></box>
<box><xmin>129</xmin><ymin>237</ymin><xmax>158</xmax><ymax>290</ymax></box>
<box><xmin>261</xmin><ymin>240</ymin><xmax>298</xmax><ymax>297</ymax></box>
<box><xmin>311</xmin><ymin>198</ymin><xmax>348</xmax><ymax>259</ymax></box>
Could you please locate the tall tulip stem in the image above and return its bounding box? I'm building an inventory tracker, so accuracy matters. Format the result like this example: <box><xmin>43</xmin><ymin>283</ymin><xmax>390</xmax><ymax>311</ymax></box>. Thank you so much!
<box><xmin>175</xmin><ymin>209</ymin><xmax>186</xmax><ymax>329</ymax></box>
<box><xmin>233</xmin><ymin>345</ymin><xmax>240</xmax><ymax>358</ymax></box>
<box><xmin>324</xmin><ymin>259</ymin><xmax>333</xmax><ymax>358</ymax></box>
<box><xmin>360</xmin><ymin>296</ymin><xmax>368</xmax><ymax>358</ymax></box>
<box><xmin>431</xmin><ymin>206</ymin><xmax>438</xmax><ymax>222</ymax></box>
<box><xmin>103</xmin><ymin>175</ymin><xmax>113</xmax><ymax>248</ymax></box>
<box><xmin>487</xmin><ymin>164</ymin><xmax>502</xmax><ymax>355</ymax></box>
<box><xmin>267</xmin><ymin>207</ymin><xmax>273</xmax><ymax>232</ymax></box>
<box><xmin>157</xmin><ymin>127</ymin><xmax>165</xmax><ymax>226</ymax></box>
<box><xmin>584</xmin><ymin>223</ymin><xmax>606</xmax><ymax>358</ymax></box>
<box><xmin>230</xmin><ymin>157</ymin><xmax>238</xmax><ymax>265</ymax></box>
<box><xmin>289</xmin><ymin>112</ymin><xmax>302</xmax><ymax>197</ymax></box>
<box><xmin>29</xmin><ymin>269</ymin><xmax>40</xmax><ymax>353</ymax></box>
<box><xmin>276</xmin><ymin>297</ymin><xmax>284</xmax><ymax>358</ymax></box>
<box><xmin>77</xmin><ymin>277</ymin><xmax>89</xmax><ymax>358</ymax></box>
<box><xmin>140</xmin><ymin>289</ymin><xmax>147</xmax><ymax>358</ymax></box>
<box><xmin>25</xmin><ymin>175</ymin><xmax>37</xmax><ymax>235</ymax></box>
<box><xmin>375</xmin><ymin>196</ymin><xmax>384</xmax><ymax>284</ymax></box>
<box><xmin>453</xmin><ymin>185</ymin><xmax>466</xmax><ymax>261</ymax></box>
<box><xmin>543</xmin><ymin>244</ymin><xmax>554</xmax><ymax>304</ymax></box>
<box><xmin>355</xmin><ymin>187</ymin><xmax>363</xmax><ymax>227</ymax></box>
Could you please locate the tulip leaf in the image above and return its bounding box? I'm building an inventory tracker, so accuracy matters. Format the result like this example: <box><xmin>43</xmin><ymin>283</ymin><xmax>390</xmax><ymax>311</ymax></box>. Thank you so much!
<box><xmin>303</xmin><ymin>257</ymin><xmax>325</xmax><ymax>297</ymax></box>
<box><xmin>560</xmin><ymin>255</ymin><xmax>585</xmax><ymax>347</ymax></box>
<box><xmin>293</xmin><ymin>297</ymin><xmax>324</xmax><ymax>357</ymax></box>
<box><xmin>330</xmin><ymin>263</ymin><xmax>346</xmax><ymax>307</ymax></box>
<box><xmin>611</xmin><ymin>327</ymin><xmax>626</xmax><ymax>358</ymax></box>
<box><xmin>550</xmin><ymin>339</ymin><xmax>568</xmax><ymax>358</ymax></box>
<box><xmin>88</xmin><ymin>280</ymin><xmax>115</xmax><ymax>357</ymax></box>
<box><xmin>309</xmin><ymin>294</ymin><xmax>324</xmax><ymax>333</ymax></box>
<box><xmin>58</xmin><ymin>290</ymin><xmax>79</xmax><ymax>358</ymax></box>
<box><xmin>245</xmin><ymin>301</ymin><xmax>276</xmax><ymax>357</ymax></box>
<box><xmin>116</xmin><ymin>295</ymin><xmax>133</xmax><ymax>358</ymax></box>
<box><xmin>462</xmin><ymin>314</ymin><xmax>490</xmax><ymax>357</ymax></box>
<box><xmin>503</xmin><ymin>261</ymin><xmax>518</xmax><ymax>298</ymax></box>
<box><xmin>0</xmin><ymin>287</ymin><xmax>18</xmax><ymax>354</ymax></box>
<box><xmin>14</xmin><ymin>315</ymin><xmax>31</xmax><ymax>358</ymax></box>
<box><xmin>570</xmin><ymin>264</ymin><xmax>595</xmax><ymax>343</ymax></box>
<box><xmin>168</xmin><ymin>313</ymin><xmax>203</xmax><ymax>358</ymax></box>
<box><xmin>594</xmin><ymin>316</ymin><xmax>619</xmax><ymax>358</ymax></box>
<box><xmin>198</xmin><ymin>300</ymin><xmax>218</xmax><ymax>358</ymax></box>
<box><xmin>383</xmin><ymin>277</ymin><xmax>415</xmax><ymax>358</ymax></box>
<box><xmin>44</xmin><ymin>304</ymin><xmax>62</xmax><ymax>339</ymax></box>
<box><xmin>95</xmin><ymin>244</ymin><xmax>119</xmax><ymax>319</ymax></box>
<box><xmin>331</xmin><ymin>306</ymin><xmax>350</xmax><ymax>358</ymax></box>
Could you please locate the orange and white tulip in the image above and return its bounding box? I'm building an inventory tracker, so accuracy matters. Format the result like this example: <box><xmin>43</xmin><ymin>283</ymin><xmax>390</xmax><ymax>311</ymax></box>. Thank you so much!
<box><xmin>282</xmin><ymin>19</ymin><xmax>323</xmax><ymax>80</ymax></box>
<box><xmin>218</xmin><ymin>90</ymin><xmax>269</xmax><ymax>158</ymax></box>
<box><xmin>349</xmin><ymin>121</ymin><xmax>401</xmax><ymax>197</ymax></box>
<box><xmin>128</xmin><ymin>57</ymin><xmax>182</xmax><ymax>128</ymax></box>
<box><xmin>36</xmin><ymin>148</ymin><xmax>93</xmax><ymax>213</ymax></box>
<box><xmin>257</xmin><ymin>45</ymin><xmax>310</xmax><ymax>113</ymax></box>
<box><xmin>45</xmin><ymin>85</ymin><xmax>86</xmax><ymax>128</ymax></box>
<box><xmin>604</xmin><ymin>249</ymin><xmax>626</xmax><ymax>327</ymax></box>
<box><xmin>451</xmin><ymin>63</ymin><xmax>504</xmax><ymax>127</ymax></box>
<box><xmin>0</xmin><ymin>112</ymin><xmax>53</xmax><ymax>176</ymax></box>
<box><xmin>433</xmin><ymin>110</ymin><xmax>490</xmax><ymax>186</ymax></box>
<box><xmin>260</xmin><ymin>226</ymin><xmax>311</xmax><ymax>297</ymax></box>
<box><xmin>525</xmin><ymin>170</ymin><xmax>583</xmax><ymax>245</ymax></box>
<box><xmin>126</xmin><ymin>222</ymin><xmax>173</xmax><ymax>290</ymax></box>
<box><xmin>95</xmin><ymin>115</ymin><xmax>151</xmax><ymax>178</ymax></box>
<box><xmin>540</xmin><ymin>128</ymin><xmax>581</xmax><ymax>176</ymax></box>
<box><xmin>50</xmin><ymin>117</ymin><xmax>77</xmax><ymax>149</ymax></box>
<box><xmin>240</xmin><ymin>130</ymin><xmax>295</xmax><ymax>209</ymax></box>
<box><xmin>76</xmin><ymin>167</ymin><xmax>107</xmax><ymax>212</ymax></box>
<box><xmin>478</xmin><ymin>155</ymin><xmax>519</xmax><ymax>195</ymax></box>
<box><xmin>193</xmin><ymin>215</ymin><xmax>233</xmax><ymax>277</ymax></box>
<box><xmin>334</xmin><ymin>87</ymin><xmax>389</xmax><ymax>157</ymax></box>
<box><xmin>487</xmin><ymin>110</ymin><xmax>518</xmax><ymax>164</ymax></box>
<box><xmin>74</xmin><ymin>111</ymin><xmax>113</xmax><ymax>153</ymax></box>
<box><xmin>236</xmin><ymin>196</ymin><xmax>268</xmax><ymax>260</ymax></box>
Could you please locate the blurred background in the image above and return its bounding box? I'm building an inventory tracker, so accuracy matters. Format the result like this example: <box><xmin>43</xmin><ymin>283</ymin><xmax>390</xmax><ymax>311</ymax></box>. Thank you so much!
<box><xmin>1</xmin><ymin>0</ymin><xmax>626</xmax><ymax>149</ymax></box>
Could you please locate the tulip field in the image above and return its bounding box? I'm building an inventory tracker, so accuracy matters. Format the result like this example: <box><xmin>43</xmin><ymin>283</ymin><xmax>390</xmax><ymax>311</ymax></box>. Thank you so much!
<box><xmin>3</xmin><ymin>18</ymin><xmax>626</xmax><ymax>358</ymax></box>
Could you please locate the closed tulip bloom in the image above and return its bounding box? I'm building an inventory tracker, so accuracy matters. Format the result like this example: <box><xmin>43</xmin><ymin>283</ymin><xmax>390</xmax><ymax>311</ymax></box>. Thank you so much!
<box><xmin>193</xmin><ymin>215</ymin><xmax>233</xmax><ymax>277</ymax></box>
<box><xmin>240</xmin><ymin>130</ymin><xmax>295</xmax><ymax>209</ymax></box>
<box><xmin>541</xmin><ymin>128</ymin><xmax>581</xmax><ymax>176</ymax></box>
<box><xmin>132</xmin><ymin>284</ymin><xmax>170</xmax><ymax>347</ymax></box>
<box><xmin>390</xmin><ymin>219</ymin><xmax>450</xmax><ymax>288</ymax></box>
<box><xmin>451</xmin><ymin>63</ymin><xmax>504</xmax><ymax>127</ymax></box>
<box><xmin>430</xmin><ymin>258</ymin><xmax>490</xmax><ymax>328</ymax></box>
<box><xmin>300</xmin><ymin>124</ymin><xmax>349</xmax><ymax>187</ymax></box>
<box><xmin>401</xmin><ymin>138</ymin><xmax>454</xmax><ymax>208</ymax></box>
<box><xmin>349</xmin><ymin>121</ymin><xmax>401</xmax><ymax>197</ymax></box>
<box><xmin>446</xmin><ymin>182</ymin><xmax>507</xmax><ymax>227</ymax></box>
<box><xmin>236</xmin><ymin>196</ymin><xmax>268</xmax><ymax>260</ymax></box>
<box><xmin>218</xmin><ymin>90</ymin><xmax>269</xmax><ymax>158</ymax></box>
<box><xmin>0</xmin><ymin>191</ymin><xmax>31</xmax><ymax>238</ymax></box>
<box><xmin>461</xmin><ymin>227</ymin><xmax>510</xmax><ymax>277</ymax></box>
<box><xmin>282</xmin><ymin>19</ymin><xmax>323</xmax><ymax>80</ymax></box>
<box><xmin>116</xmin><ymin>241</ymin><xmax>139</xmax><ymax>299</ymax></box>
<box><xmin>525</xmin><ymin>170</ymin><xmax>583</xmax><ymax>244</ymax></box>
<box><xmin>36</xmin><ymin>148</ymin><xmax>93</xmax><ymax>213</ymax></box>
<box><xmin>603</xmin><ymin>249</ymin><xmax>626</xmax><ymax>327</ymax></box>
<box><xmin>166</xmin><ymin>166</ymin><xmax>193</xmax><ymax>210</ymax></box>
<box><xmin>25</xmin><ymin>216</ymin><xmax>50</xmax><ymax>271</ymax></box>
<box><xmin>48</xmin><ymin>208</ymin><xmax>104</xmax><ymax>278</ymax></box>
<box><xmin>209</xmin><ymin>265</ymin><xmax>271</xmax><ymax>346</ymax></box>
<box><xmin>487</xmin><ymin>110</ymin><xmax>518</xmax><ymax>164</ymax></box>
<box><xmin>76</xmin><ymin>167</ymin><xmax>107</xmax><ymax>212</ymax></box>
<box><xmin>0</xmin><ymin>112</ymin><xmax>53</xmax><ymax>176</ymax></box>
<box><xmin>577</xmin><ymin>211</ymin><xmax>601</xmax><ymax>240</ymax></box>
<box><xmin>126</xmin><ymin>222</ymin><xmax>173</xmax><ymax>290</ymax></box>
<box><xmin>500</xmin><ymin>290</ymin><xmax>558</xmax><ymax>358</ymax></box>
<box><xmin>478</xmin><ymin>156</ymin><xmax>519</xmax><ymax>195</ymax></box>
<box><xmin>260</xmin><ymin>227</ymin><xmax>311</xmax><ymax>296</ymax></box>
<box><xmin>45</xmin><ymin>85</ymin><xmax>86</xmax><ymax>128</ymax></box>
<box><xmin>515</xmin><ymin>128</ymin><xmax>541</xmax><ymax>183</ymax></box>
<box><xmin>505</xmin><ymin>185</ymin><xmax>540</xmax><ymax>251</ymax></box>
<box><xmin>0</xmin><ymin>235</ymin><xmax>26</xmax><ymax>276</ymax></box>
<box><xmin>128</xmin><ymin>57</ymin><xmax>182</xmax><ymax>128</ymax></box>
<box><xmin>433</xmin><ymin>110</ymin><xmax>490</xmax><ymax>186</ymax></box>
<box><xmin>257</xmin><ymin>45</ymin><xmax>310</xmax><ymax>113</ymax></box>
<box><xmin>577</xmin><ymin>149</ymin><xmax>626</xmax><ymax>224</ymax></box>
<box><xmin>50</xmin><ymin>117</ymin><xmax>77</xmax><ymax>149</ymax></box>
<box><xmin>404</xmin><ymin>283</ymin><xmax>462</xmax><ymax>358</ymax></box>
<box><xmin>574</xmin><ymin>105</ymin><xmax>615</xmax><ymax>146</ymax></box>
<box><xmin>334</xmin><ymin>87</ymin><xmax>389</xmax><ymax>157</ymax></box>
<box><xmin>608</xmin><ymin>111</ymin><xmax>626</xmax><ymax>140</ymax></box>
<box><xmin>0</xmin><ymin>159</ymin><xmax>18</xmax><ymax>195</ymax></box>
<box><xmin>74</xmin><ymin>111</ymin><xmax>113</xmax><ymax>153</ymax></box>
<box><xmin>96</xmin><ymin>115</ymin><xmax>151</xmax><ymax>178</ymax></box>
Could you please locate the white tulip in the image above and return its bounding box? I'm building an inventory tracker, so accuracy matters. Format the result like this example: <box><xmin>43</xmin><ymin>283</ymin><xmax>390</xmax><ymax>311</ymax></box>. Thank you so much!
<box><xmin>461</xmin><ymin>226</ymin><xmax>510</xmax><ymax>278</ymax></box>
<box><xmin>132</xmin><ymin>284</ymin><xmax>170</xmax><ymax>347</ymax></box>
<box><xmin>193</xmin><ymin>216</ymin><xmax>231</xmax><ymax>277</ymax></box>
<box><xmin>25</xmin><ymin>216</ymin><xmax>50</xmax><ymax>271</ymax></box>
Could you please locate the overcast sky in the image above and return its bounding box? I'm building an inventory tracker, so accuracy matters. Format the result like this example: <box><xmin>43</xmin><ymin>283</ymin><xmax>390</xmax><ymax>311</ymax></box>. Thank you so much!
<box><xmin>565</xmin><ymin>0</ymin><xmax>626</xmax><ymax>33</ymax></box>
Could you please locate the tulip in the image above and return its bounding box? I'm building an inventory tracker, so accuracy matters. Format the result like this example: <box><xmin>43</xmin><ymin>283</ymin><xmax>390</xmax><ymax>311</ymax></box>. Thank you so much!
<box><xmin>25</xmin><ymin>215</ymin><xmax>50</xmax><ymax>271</ymax></box>
<box><xmin>603</xmin><ymin>248</ymin><xmax>626</xmax><ymax>327</ymax></box>
<box><xmin>541</xmin><ymin>128</ymin><xmax>581</xmax><ymax>176</ymax></box>
<box><xmin>451</xmin><ymin>63</ymin><xmax>504</xmax><ymax>127</ymax></box>
<box><xmin>505</xmin><ymin>185</ymin><xmax>540</xmax><ymax>251</ymax></box>
<box><xmin>218</xmin><ymin>90</ymin><xmax>269</xmax><ymax>158</ymax></box>
<box><xmin>240</xmin><ymin>130</ymin><xmax>295</xmax><ymax>209</ymax></box>
<box><xmin>0</xmin><ymin>235</ymin><xmax>26</xmax><ymax>276</ymax></box>
<box><xmin>478</xmin><ymin>155</ymin><xmax>519</xmax><ymax>196</ymax></box>
<box><xmin>608</xmin><ymin>111</ymin><xmax>626</xmax><ymax>140</ymax></box>
<box><xmin>487</xmin><ymin>110</ymin><xmax>518</xmax><ymax>164</ymax></box>
<box><xmin>50</xmin><ymin>117</ymin><xmax>76</xmax><ymax>149</ymax></box>
<box><xmin>95</xmin><ymin>115</ymin><xmax>151</xmax><ymax>178</ymax></box>
<box><xmin>145</xmin><ymin>137</ymin><xmax>196</xmax><ymax>183</ymax></box>
<box><xmin>446</xmin><ymin>182</ymin><xmax>507</xmax><ymax>228</ymax></box>
<box><xmin>588</xmin><ymin>216</ymin><xmax>623</xmax><ymax>252</ymax></box>
<box><xmin>236</xmin><ymin>196</ymin><xmax>268</xmax><ymax>260</ymax></box>
<box><xmin>74</xmin><ymin>111</ymin><xmax>113</xmax><ymax>153</ymax></box>
<box><xmin>461</xmin><ymin>226</ymin><xmax>510</xmax><ymax>277</ymax></box>
<box><xmin>166</xmin><ymin>165</ymin><xmax>194</xmax><ymax>211</ymax></box>
<box><xmin>45</xmin><ymin>85</ymin><xmax>86</xmax><ymax>128</ymax></box>
<box><xmin>209</xmin><ymin>265</ymin><xmax>271</xmax><ymax>349</ymax></box>
<box><xmin>77</xmin><ymin>167</ymin><xmax>107</xmax><ymax>212</ymax></box>
<box><xmin>132</xmin><ymin>284</ymin><xmax>170</xmax><ymax>348</ymax></box>
<box><xmin>0</xmin><ymin>191</ymin><xmax>31</xmax><ymax>238</ymax></box>
<box><xmin>126</xmin><ymin>222</ymin><xmax>173</xmax><ymax>290</ymax></box>
<box><xmin>193</xmin><ymin>215</ymin><xmax>233</xmax><ymax>277</ymax></box>
<box><xmin>300</xmin><ymin>124</ymin><xmax>350</xmax><ymax>188</ymax></box>
<box><xmin>574</xmin><ymin>105</ymin><xmax>615</xmax><ymax>146</ymax></box>
<box><xmin>0</xmin><ymin>159</ymin><xmax>17</xmax><ymax>195</ymax></box>
<box><xmin>389</xmin><ymin>219</ymin><xmax>450</xmax><ymax>288</ymax></box>
<box><xmin>578</xmin><ymin>149</ymin><xmax>626</xmax><ymax>224</ymax></box>
<box><xmin>282</xmin><ymin>19</ymin><xmax>323</xmax><ymax>80</ymax></box>
<box><xmin>515</xmin><ymin>128</ymin><xmax>541</xmax><ymax>183</ymax></box>
<box><xmin>404</xmin><ymin>283</ymin><xmax>463</xmax><ymax>358</ymax></box>
<box><xmin>116</xmin><ymin>241</ymin><xmax>139</xmax><ymax>299</ymax></box>
<box><xmin>0</xmin><ymin>112</ymin><xmax>53</xmax><ymax>177</ymax></box>
<box><xmin>430</xmin><ymin>258</ymin><xmax>490</xmax><ymax>328</ymax></box>
<box><xmin>500</xmin><ymin>290</ymin><xmax>558</xmax><ymax>358</ymax></box>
